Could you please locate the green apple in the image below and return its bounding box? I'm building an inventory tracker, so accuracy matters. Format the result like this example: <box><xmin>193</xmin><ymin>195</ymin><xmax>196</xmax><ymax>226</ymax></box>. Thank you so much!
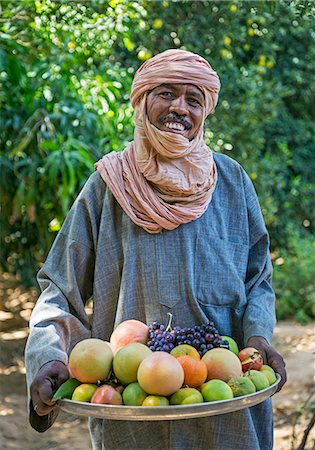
<box><xmin>221</xmin><ymin>336</ymin><xmax>239</xmax><ymax>355</ymax></box>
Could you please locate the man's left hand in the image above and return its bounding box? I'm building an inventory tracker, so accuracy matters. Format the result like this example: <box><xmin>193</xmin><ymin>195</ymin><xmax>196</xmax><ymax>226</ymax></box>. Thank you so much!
<box><xmin>246</xmin><ymin>336</ymin><xmax>287</xmax><ymax>392</ymax></box>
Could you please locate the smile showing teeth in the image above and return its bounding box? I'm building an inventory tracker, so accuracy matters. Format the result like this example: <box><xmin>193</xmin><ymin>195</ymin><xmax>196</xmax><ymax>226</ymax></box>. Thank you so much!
<box><xmin>164</xmin><ymin>122</ymin><xmax>185</xmax><ymax>131</ymax></box>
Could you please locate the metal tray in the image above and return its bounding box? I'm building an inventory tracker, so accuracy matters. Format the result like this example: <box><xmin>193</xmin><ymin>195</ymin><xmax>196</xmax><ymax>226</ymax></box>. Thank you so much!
<box><xmin>58</xmin><ymin>374</ymin><xmax>280</xmax><ymax>421</ymax></box>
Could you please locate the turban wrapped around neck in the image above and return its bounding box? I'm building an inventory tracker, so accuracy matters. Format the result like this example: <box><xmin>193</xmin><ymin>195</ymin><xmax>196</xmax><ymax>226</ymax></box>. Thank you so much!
<box><xmin>95</xmin><ymin>49</ymin><xmax>220</xmax><ymax>233</ymax></box>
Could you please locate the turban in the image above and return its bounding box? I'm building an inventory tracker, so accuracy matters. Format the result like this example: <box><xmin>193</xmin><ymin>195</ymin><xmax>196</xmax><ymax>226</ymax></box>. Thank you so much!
<box><xmin>95</xmin><ymin>49</ymin><xmax>220</xmax><ymax>233</ymax></box>
<box><xmin>130</xmin><ymin>49</ymin><xmax>221</xmax><ymax>116</ymax></box>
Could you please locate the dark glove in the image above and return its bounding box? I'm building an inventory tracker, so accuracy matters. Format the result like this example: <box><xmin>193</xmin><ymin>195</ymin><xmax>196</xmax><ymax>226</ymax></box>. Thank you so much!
<box><xmin>246</xmin><ymin>336</ymin><xmax>287</xmax><ymax>392</ymax></box>
<box><xmin>29</xmin><ymin>360</ymin><xmax>69</xmax><ymax>432</ymax></box>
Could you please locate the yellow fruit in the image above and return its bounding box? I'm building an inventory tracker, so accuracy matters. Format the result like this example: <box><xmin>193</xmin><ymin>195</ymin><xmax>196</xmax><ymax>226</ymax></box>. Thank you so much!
<box><xmin>138</xmin><ymin>352</ymin><xmax>184</xmax><ymax>396</ymax></box>
<box><xmin>71</xmin><ymin>384</ymin><xmax>98</xmax><ymax>402</ymax></box>
<box><xmin>142</xmin><ymin>395</ymin><xmax>169</xmax><ymax>406</ymax></box>
<box><xmin>69</xmin><ymin>339</ymin><xmax>113</xmax><ymax>383</ymax></box>
<box><xmin>202</xmin><ymin>348</ymin><xmax>242</xmax><ymax>382</ymax></box>
<box><xmin>170</xmin><ymin>344</ymin><xmax>200</xmax><ymax>360</ymax></box>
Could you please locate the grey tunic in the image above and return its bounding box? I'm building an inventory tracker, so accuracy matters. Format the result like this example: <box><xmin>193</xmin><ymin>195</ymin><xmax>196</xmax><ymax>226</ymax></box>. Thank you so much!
<box><xmin>25</xmin><ymin>152</ymin><xmax>276</xmax><ymax>450</ymax></box>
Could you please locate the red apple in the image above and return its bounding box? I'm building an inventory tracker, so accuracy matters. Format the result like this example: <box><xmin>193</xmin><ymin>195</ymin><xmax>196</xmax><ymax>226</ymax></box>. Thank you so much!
<box><xmin>91</xmin><ymin>384</ymin><xmax>123</xmax><ymax>405</ymax></box>
<box><xmin>238</xmin><ymin>347</ymin><xmax>263</xmax><ymax>372</ymax></box>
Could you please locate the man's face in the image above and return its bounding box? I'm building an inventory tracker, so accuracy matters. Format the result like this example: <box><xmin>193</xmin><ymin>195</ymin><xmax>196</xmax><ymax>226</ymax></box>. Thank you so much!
<box><xmin>146</xmin><ymin>83</ymin><xmax>205</xmax><ymax>140</ymax></box>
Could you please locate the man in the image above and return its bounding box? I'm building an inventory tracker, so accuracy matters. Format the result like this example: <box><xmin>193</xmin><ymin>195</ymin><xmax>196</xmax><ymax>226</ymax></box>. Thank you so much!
<box><xmin>26</xmin><ymin>49</ymin><xmax>286</xmax><ymax>449</ymax></box>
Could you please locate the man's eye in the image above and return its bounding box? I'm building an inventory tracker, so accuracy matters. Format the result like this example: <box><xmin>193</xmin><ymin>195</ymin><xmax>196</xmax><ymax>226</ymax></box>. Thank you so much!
<box><xmin>188</xmin><ymin>98</ymin><xmax>201</xmax><ymax>106</ymax></box>
<box><xmin>160</xmin><ymin>92</ymin><xmax>174</xmax><ymax>98</ymax></box>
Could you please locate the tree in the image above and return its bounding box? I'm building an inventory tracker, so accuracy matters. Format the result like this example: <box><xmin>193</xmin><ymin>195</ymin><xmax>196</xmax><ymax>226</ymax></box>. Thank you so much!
<box><xmin>1</xmin><ymin>0</ymin><xmax>314</xmax><ymax>320</ymax></box>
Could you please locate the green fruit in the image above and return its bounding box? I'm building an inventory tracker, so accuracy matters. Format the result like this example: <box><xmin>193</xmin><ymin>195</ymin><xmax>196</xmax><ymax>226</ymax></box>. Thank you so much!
<box><xmin>113</xmin><ymin>343</ymin><xmax>152</xmax><ymax>385</ymax></box>
<box><xmin>261</xmin><ymin>364</ymin><xmax>274</xmax><ymax>373</ymax></box>
<box><xmin>221</xmin><ymin>336</ymin><xmax>239</xmax><ymax>355</ymax></box>
<box><xmin>260</xmin><ymin>369</ymin><xmax>277</xmax><ymax>385</ymax></box>
<box><xmin>72</xmin><ymin>383</ymin><xmax>98</xmax><ymax>402</ymax></box>
<box><xmin>122</xmin><ymin>382</ymin><xmax>148</xmax><ymax>406</ymax></box>
<box><xmin>201</xmin><ymin>379</ymin><xmax>234</xmax><ymax>402</ymax></box>
<box><xmin>244</xmin><ymin>370</ymin><xmax>269</xmax><ymax>391</ymax></box>
<box><xmin>228</xmin><ymin>376</ymin><xmax>256</xmax><ymax>397</ymax></box>
<box><xmin>52</xmin><ymin>378</ymin><xmax>81</xmax><ymax>401</ymax></box>
<box><xmin>170</xmin><ymin>388</ymin><xmax>204</xmax><ymax>405</ymax></box>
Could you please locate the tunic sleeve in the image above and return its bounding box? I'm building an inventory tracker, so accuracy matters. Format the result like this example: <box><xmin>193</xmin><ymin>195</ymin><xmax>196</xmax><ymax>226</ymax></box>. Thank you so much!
<box><xmin>25</xmin><ymin>172</ymin><xmax>106</xmax><ymax>388</ymax></box>
<box><xmin>241</xmin><ymin>171</ymin><xmax>276</xmax><ymax>345</ymax></box>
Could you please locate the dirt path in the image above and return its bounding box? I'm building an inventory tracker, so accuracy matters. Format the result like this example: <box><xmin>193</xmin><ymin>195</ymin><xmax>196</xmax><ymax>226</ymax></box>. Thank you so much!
<box><xmin>0</xmin><ymin>272</ymin><xmax>314</xmax><ymax>449</ymax></box>
<box><xmin>272</xmin><ymin>323</ymin><xmax>314</xmax><ymax>449</ymax></box>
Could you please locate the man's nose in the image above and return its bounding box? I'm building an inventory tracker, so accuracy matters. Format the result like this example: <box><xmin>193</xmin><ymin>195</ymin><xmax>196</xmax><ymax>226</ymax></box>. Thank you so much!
<box><xmin>169</xmin><ymin>95</ymin><xmax>188</xmax><ymax>115</ymax></box>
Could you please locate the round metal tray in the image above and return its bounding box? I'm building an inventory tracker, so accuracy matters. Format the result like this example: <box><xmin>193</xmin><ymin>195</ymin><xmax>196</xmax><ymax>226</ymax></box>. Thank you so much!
<box><xmin>58</xmin><ymin>374</ymin><xmax>280</xmax><ymax>421</ymax></box>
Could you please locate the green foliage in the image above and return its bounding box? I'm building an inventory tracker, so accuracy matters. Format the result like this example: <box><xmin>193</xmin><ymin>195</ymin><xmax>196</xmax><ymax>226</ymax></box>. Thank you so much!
<box><xmin>132</xmin><ymin>0</ymin><xmax>315</xmax><ymax>250</ymax></box>
<box><xmin>0</xmin><ymin>0</ymin><xmax>314</xmax><ymax>320</ymax></box>
<box><xmin>0</xmin><ymin>0</ymin><xmax>138</xmax><ymax>283</ymax></box>
<box><xmin>273</xmin><ymin>231</ymin><xmax>315</xmax><ymax>324</ymax></box>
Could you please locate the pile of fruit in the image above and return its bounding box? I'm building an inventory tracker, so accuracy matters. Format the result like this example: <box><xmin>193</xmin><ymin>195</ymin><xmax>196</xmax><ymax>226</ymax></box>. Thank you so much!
<box><xmin>53</xmin><ymin>317</ymin><xmax>278</xmax><ymax>407</ymax></box>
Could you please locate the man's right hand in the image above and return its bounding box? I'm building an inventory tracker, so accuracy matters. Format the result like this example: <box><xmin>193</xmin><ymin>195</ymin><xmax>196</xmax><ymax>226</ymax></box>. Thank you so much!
<box><xmin>30</xmin><ymin>360</ymin><xmax>69</xmax><ymax>416</ymax></box>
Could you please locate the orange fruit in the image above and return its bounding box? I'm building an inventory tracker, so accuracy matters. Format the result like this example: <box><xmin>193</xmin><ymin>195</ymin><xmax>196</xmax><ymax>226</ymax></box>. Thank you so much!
<box><xmin>177</xmin><ymin>355</ymin><xmax>207</xmax><ymax>388</ymax></box>
<box><xmin>170</xmin><ymin>344</ymin><xmax>200</xmax><ymax>360</ymax></box>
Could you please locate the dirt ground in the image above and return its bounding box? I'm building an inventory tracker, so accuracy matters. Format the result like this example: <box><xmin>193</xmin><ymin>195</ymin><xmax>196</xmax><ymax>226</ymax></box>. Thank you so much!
<box><xmin>0</xmin><ymin>271</ymin><xmax>314</xmax><ymax>450</ymax></box>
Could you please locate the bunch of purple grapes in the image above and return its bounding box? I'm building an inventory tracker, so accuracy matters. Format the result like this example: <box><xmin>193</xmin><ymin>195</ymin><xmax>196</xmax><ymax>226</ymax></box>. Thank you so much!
<box><xmin>147</xmin><ymin>320</ymin><xmax>229</xmax><ymax>356</ymax></box>
<box><xmin>147</xmin><ymin>321</ymin><xmax>176</xmax><ymax>353</ymax></box>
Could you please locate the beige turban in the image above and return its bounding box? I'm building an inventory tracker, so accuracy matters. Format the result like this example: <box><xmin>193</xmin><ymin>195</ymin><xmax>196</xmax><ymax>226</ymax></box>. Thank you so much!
<box><xmin>130</xmin><ymin>49</ymin><xmax>220</xmax><ymax>116</ymax></box>
<box><xmin>95</xmin><ymin>49</ymin><xmax>220</xmax><ymax>233</ymax></box>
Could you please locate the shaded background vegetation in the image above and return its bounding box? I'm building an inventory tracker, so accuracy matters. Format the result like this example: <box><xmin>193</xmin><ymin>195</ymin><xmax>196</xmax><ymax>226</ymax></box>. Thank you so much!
<box><xmin>0</xmin><ymin>0</ymin><xmax>314</xmax><ymax>322</ymax></box>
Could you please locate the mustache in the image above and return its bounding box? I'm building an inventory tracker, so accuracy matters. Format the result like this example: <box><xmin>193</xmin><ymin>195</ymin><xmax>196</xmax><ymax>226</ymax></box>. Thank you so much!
<box><xmin>161</xmin><ymin>113</ymin><xmax>192</xmax><ymax>130</ymax></box>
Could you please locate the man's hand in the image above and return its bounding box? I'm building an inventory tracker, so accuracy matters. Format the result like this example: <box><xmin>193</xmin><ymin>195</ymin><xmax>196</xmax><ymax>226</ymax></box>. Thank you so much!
<box><xmin>30</xmin><ymin>360</ymin><xmax>69</xmax><ymax>416</ymax></box>
<box><xmin>246</xmin><ymin>336</ymin><xmax>287</xmax><ymax>392</ymax></box>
